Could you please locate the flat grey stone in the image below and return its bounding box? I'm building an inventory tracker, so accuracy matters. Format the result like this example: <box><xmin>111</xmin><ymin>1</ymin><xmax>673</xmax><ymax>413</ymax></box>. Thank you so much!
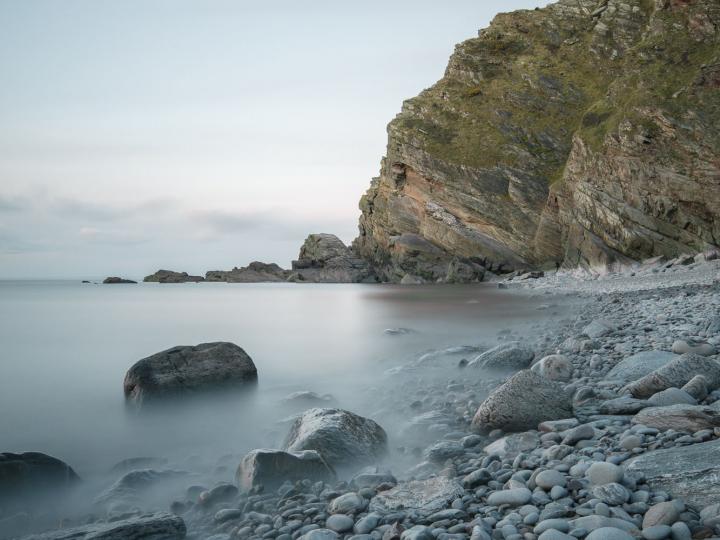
<box><xmin>627</xmin><ymin>438</ymin><xmax>720</xmax><ymax>509</ymax></box>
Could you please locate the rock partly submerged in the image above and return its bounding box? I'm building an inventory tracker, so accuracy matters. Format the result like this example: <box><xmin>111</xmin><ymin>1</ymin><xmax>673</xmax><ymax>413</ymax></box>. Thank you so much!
<box><xmin>0</xmin><ymin>452</ymin><xmax>80</xmax><ymax>508</ymax></box>
<box><xmin>468</xmin><ymin>341</ymin><xmax>535</xmax><ymax>372</ymax></box>
<box><xmin>206</xmin><ymin>262</ymin><xmax>290</xmax><ymax>283</ymax></box>
<box><xmin>289</xmin><ymin>234</ymin><xmax>376</xmax><ymax>284</ymax></box>
<box><xmin>102</xmin><ymin>277</ymin><xmax>137</xmax><ymax>284</ymax></box>
<box><xmin>19</xmin><ymin>512</ymin><xmax>186</xmax><ymax>540</ymax></box>
<box><xmin>123</xmin><ymin>342</ymin><xmax>258</xmax><ymax>411</ymax></box>
<box><xmin>236</xmin><ymin>449</ymin><xmax>335</xmax><ymax>493</ymax></box>
<box><xmin>282</xmin><ymin>408</ymin><xmax>387</xmax><ymax>468</ymax></box>
<box><xmin>143</xmin><ymin>270</ymin><xmax>204</xmax><ymax>283</ymax></box>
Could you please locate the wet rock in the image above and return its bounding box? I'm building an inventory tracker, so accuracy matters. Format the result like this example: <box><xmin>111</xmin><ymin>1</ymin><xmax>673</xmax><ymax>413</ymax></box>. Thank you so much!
<box><xmin>647</xmin><ymin>388</ymin><xmax>696</xmax><ymax>407</ymax></box>
<box><xmin>622</xmin><ymin>353</ymin><xmax>720</xmax><ymax>399</ymax></box>
<box><xmin>585</xmin><ymin>462</ymin><xmax>623</xmax><ymax>486</ymax></box>
<box><xmin>632</xmin><ymin>404</ymin><xmax>720</xmax><ymax>432</ymax></box>
<box><xmin>0</xmin><ymin>452</ymin><xmax>80</xmax><ymax>509</ymax></box>
<box><xmin>423</xmin><ymin>441</ymin><xmax>465</xmax><ymax>462</ymax></box>
<box><xmin>483</xmin><ymin>432</ymin><xmax>540</xmax><ymax>458</ymax></box>
<box><xmin>369</xmin><ymin>476</ymin><xmax>463</xmax><ymax>513</ymax></box>
<box><xmin>591</xmin><ymin>483</ymin><xmax>630</xmax><ymax>505</ymax></box>
<box><xmin>205</xmin><ymin>261</ymin><xmax>290</xmax><ymax>283</ymax></box>
<box><xmin>599</xmin><ymin>397</ymin><xmax>650</xmax><ymax>415</ymax></box>
<box><xmin>472</xmin><ymin>370</ymin><xmax>573</xmax><ymax>433</ymax></box>
<box><xmin>328</xmin><ymin>492</ymin><xmax>367</xmax><ymax>514</ymax></box>
<box><xmin>468</xmin><ymin>342</ymin><xmax>535</xmax><ymax>372</ymax></box>
<box><xmin>102</xmin><ymin>277</ymin><xmax>137</xmax><ymax>284</ymax></box>
<box><xmin>531</xmin><ymin>354</ymin><xmax>573</xmax><ymax>382</ymax></box>
<box><xmin>18</xmin><ymin>512</ymin><xmax>186</xmax><ymax>540</ymax></box>
<box><xmin>94</xmin><ymin>469</ymin><xmax>189</xmax><ymax>509</ymax></box>
<box><xmin>290</xmin><ymin>234</ymin><xmax>375</xmax><ymax>283</ymax></box>
<box><xmin>351</xmin><ymin>467</ymin><xmax>397</xmax><ymax>490</ymax></box>
<box><xmin>561</xmin><ymin>423</ymin><xmax>595</xmax><ymax>445</ymax></box>
<box><xmin>300</xmin><ymin>529</ymin><xmax>339</xmax><ymax>540</ymax></box>
<box><xmin>583</xmin><ymin>319</ymin><xmax>616</xmax><ymax>339</ymax></box>
<box><xmin>236</xmin><ymin>449</ymin><xmax>335</xmax><ymax>493</ymax></box>
<box><xmin>282</xmin><ymin>408</ymin><xmax>387</xmax><ymax>468</ymax></box>
<box><xmin>605</xmin><ymin>351</ymin><xmax>676</xmax><ymax>383</ymax></box>
<box><xmin>681</xmin><ymin>375</ymin><xmax>709</xmax><ymax>401</ymax></box>
<box><xmin>568</xmin><ymin>516</ymin><xmax>638</xmax><ymax>533</ymax></box>
<box><xmin>326</xmin><ymin>515</ymin><xmax>355</xmax><ymax>533</ymax></box>
<box><xmin>123</xmin><ymin>342</ymin><xmax>258</xmax><ymax>410</ymax></box>
<box><xmin>585</xmin><ymin>527</ymin><xmax>634</xmax><ymax>540</ymax></box>
<box><xmin>643</xmin><ymin>502</ymin><xmax>680</xmax><ymax>528</ymax></box>
<box><xmin>626</xmin><ymin>438</ymin><xmax>720</xmax><ymax>508</ymax></box>
<box><xmin>671</xmin><ymin>340</ymin><xmax>717</xmax><ymax>357</ymax></box>
<box><xmin>143</xmin><ymin>270</ymin><xmax>204</xmax><ymax>283</ymax></box>
<box><xmin>280</xmin><ymin>391</ymin><xmax>336</xmax><ymax>409</ymax></box>
<box><xmin>487</xmin><ymin>487</ymin><xmax>532</xmax><ymax>507</ymax></box>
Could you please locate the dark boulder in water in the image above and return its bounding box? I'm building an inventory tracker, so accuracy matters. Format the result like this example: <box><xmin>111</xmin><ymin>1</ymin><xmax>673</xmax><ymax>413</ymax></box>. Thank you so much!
<box><xmin>123</xmin><ymin>342</ymin><xmax>258</xmax><ymax>411</ymax></box>
<box><xmin>0</xmin><ymin>452</ymin><xmax>79</xmax><ymax>512</ymax></box>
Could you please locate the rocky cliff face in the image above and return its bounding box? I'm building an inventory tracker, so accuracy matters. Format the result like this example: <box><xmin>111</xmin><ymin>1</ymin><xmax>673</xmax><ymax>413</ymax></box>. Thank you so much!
<box><xmin>355</xmin><ymin>0</ymin><xmax>720</xmax><ymax>281</ymax></box>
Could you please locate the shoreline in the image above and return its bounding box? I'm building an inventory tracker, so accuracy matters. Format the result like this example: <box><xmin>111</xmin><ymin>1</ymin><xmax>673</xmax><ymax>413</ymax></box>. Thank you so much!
<box><xmin>3</xmin><ymin>258</ymin><xmax>720</xmax><ymax>540</ymax></box>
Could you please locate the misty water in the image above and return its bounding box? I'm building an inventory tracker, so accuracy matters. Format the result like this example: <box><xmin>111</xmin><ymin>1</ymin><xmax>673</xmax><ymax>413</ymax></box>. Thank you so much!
<box><xmin>0</xmin><ymin>280</ymin><xmax>559</xmax><ymax>515</ymax></box>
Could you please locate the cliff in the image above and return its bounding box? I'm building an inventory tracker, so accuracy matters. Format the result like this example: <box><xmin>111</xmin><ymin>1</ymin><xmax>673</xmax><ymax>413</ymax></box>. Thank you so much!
<box><xmin>354</xmin><ymin>0</ymin><xmax>720</xmax><ymax>282</ymax></box>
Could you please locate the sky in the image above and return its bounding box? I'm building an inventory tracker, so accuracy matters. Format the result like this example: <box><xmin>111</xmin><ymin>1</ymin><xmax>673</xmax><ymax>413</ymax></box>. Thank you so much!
<box><xmin>0</xmin><ymin>0</ymin><xmax>551</xmax><ymax>279</ymax></box>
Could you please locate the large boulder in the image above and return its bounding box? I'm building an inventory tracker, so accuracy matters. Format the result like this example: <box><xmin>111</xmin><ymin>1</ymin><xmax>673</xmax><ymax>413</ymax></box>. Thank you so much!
<box><xmin>604</xmin><ymin>351</ymin><xmax>677</xmax><ymax>382</ymax></box>
<box><xmin>123</xmin><ymin>342</ymin><xmax>257</xmax><ymax>410</ymax></box>
<box><xmin>622</xmin><ymin>353</ymin><xmax>720</xmax><ymax>398</ymax></box>
<box><xmin>0</xmin><ymin>452</ymin><xmax>80</xmax><ymax>509</ymax></box>
<box><xmin>143</xmin><ymin>270</ymin><xmax>204</xmax><ymax>283</ymax></box>
<box><xmin>282</xmin><ymin>408</ymin><xmax>387</xmax><ymax>468</ymax></box>
<box><xmin>471</xmin><ymin>370</ymin><xmax>573</xmax><ymax>433</ymax></box>
<box><xmin>468</xmin><ymin>342</ymin><xmax>535</xmax><ymax>372</ymax></box>
<box><xmin>632</xmin><ymin>404</ymin><xmax>720</xmax><ymax>432</ymax></box>
<box><xmin>369</xmin><ymin>476</ymin><xmax>464</xmax><ymax>514</ymax></box>
<box><xmin>236</xmin><ymin>449</ymin><xmax>335</xmax><ymax>493</ymax></box>
<box><xmin>19</xmin><ymin>512</ymin><xmax>186</xmax><ymax>540</ymax></box>
<box><xmin>626</xmin><ymin>439</ymin><xmax>720</xmax><ymax>509</ymax></box>
<box><xmin>290</xmin><ymin>234</ymin><xmax>375</xmax><ymax>283</ymax></box>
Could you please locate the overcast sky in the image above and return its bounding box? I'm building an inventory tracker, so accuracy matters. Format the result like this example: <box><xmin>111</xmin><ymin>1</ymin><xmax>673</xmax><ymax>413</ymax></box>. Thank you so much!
<box><xmin>0</xmin><ymin>0</ymin><xmax>551</xmax><ymax>279</ymax></box>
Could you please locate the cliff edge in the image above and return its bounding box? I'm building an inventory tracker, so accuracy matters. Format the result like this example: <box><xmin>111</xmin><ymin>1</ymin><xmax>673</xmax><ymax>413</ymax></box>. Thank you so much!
<box><xmin>354</xmin><ymin>0</ymin><xmax>720</xmax><ymax>282</ymax></box>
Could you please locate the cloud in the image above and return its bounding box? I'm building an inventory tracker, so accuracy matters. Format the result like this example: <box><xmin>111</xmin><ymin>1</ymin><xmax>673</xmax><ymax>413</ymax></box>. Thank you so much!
<box><xmin>77</xmin><ymin>226</ymin><xmax>148</xmax><ymax>245</ymax></box>
<box><xmin>51</xmin><ymin>197</ymin><xmax>177</xmax><ymax>222</ymax></box>
<box><xmin>189</xmin><ymin>209</ymin><xmax>260</xmax><ymax>235</ymax></box>
<box><xmin>0</xmin><ymin>195</ymin><xmax>27</xmax><ymax>213</ymax></box>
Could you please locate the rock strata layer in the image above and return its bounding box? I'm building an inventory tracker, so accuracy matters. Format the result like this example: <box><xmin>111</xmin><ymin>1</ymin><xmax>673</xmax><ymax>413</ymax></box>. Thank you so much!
<box><xmin>354</xmin><ymin>0</ymin><xmax>720</xmax><ymax>279</ymax></box>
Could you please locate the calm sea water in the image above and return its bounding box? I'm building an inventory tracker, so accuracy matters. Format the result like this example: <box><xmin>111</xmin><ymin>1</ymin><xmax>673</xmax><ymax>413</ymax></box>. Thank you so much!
<box><xmin>0</xmin><ymin>280</ymin><xmax>550</xmax><ymax>480</ymax></box>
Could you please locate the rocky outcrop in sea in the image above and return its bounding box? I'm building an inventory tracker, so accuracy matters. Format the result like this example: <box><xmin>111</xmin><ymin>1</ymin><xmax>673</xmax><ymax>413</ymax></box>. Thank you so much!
<box><xmin>143</xmin><ymin>234</ymin><xmax>377</xmax><ymax>285</ymax></box>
